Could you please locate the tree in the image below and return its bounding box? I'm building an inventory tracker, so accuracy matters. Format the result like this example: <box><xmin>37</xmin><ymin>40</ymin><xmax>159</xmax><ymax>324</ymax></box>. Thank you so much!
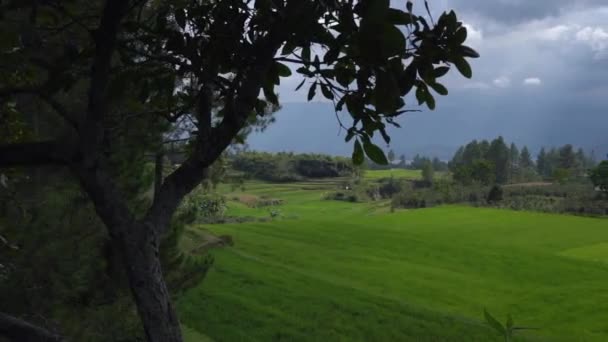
<box><xmin>590</xmin><ymin>161</ymin><xmax>608</xmax><ymax>194</ymax></box>
<box><xmin>470</xmin><ymin>159</ymin><xmax>496</xmax><ymax>185</ymax></box>
<box><xmin>553</xmin><ymin>168</ymin><xmax>571</xmax><ymax>184</ymax></box>
<box><xmin>387</xmin><ymin>149</ymin><xmax>396</xmax><ymax>164</ymax></box>
<box><xmin>462</xmin><ymin>140</ymin><xmax>482</xmax><ymax>165</ymax></box>
<box><xmin>479</xmin><ymin>140</ymin><xmax>490</xmax><ymax>157</ymax></box>
<box><xmin>422</xmin><ymin>160</ymin><xmax>434</xmax><ymax>184</ymax></box>
<box><xmin>0</xmin><ymin>1</ymin><xmax>476</xmax><ymax>341</ymax></box>
<box><xmin>509</xmin><ymin>142</ymin><xmax>519</xmax><ymax>180</ymax></box>
<box><xmin>432</xmin><ymin>157</ymin><xmax>448</xmax><ymax>172</ymax></box>
<box><xmin>537</xmin><ymin>147</ymin><xmax>547</xmax><ymax>177</ymax></box>
<box><xmin>519</xmin><ymin>146</ymin><xmax>533</xmax><ymax>169</ymax></box>
<box><xmin>559</xmin><ymin>144</ymin><xmax>577</xmax><ymax>170</ymax></box>
<box><xmin>487</xmin><ymin>137</ymin><xmax>510</xmax><ymax>184</ymax></box>
<box><xmin>449</xmin><ymin>146</ymin><xmax>465</xmax><ymax>172</ymax></box>
<box><xmin>487</xmin><ymin>185</ymin><xmax>504</xmax><ymax>204</ymax></box>
<box><xmin>399</xmin><ymin>154</ymin><xmax>406</xmax><ymax>167</ymax></box>
<box><xmin>411</xmin><ymin>154</ymin><xmax>430</xmax><ymax>170</ymax></box>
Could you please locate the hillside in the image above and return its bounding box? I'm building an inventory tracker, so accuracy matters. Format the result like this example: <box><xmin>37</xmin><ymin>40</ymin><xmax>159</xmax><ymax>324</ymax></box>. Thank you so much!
<box><xmin>178</xmin><ymin>177</ymin><xmax>608</xmax><ymax>341</ymax></box>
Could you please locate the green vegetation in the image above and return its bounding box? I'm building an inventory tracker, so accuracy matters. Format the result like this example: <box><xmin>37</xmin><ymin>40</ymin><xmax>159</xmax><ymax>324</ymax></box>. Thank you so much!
<box><xmin>177</xmin><ymin>179</ymin><xmax>608</xmax><ymax>342</ymax></box>
<box><xmin>450</xmin><ymin>138</ymin><xmax>595</xmax><ymax>185</ymax></box>
<box><xmin>590</xmin><ymin>161</ymin><xmax>608</xmax><ymax>194</ymax></box>
<box><xmin>229</xmin><ymin>151</ymin><xmax>355</xmax><ymax>182</ymax></box>
<box><xmin>365</xmin><ymin>168</ymin><xmax>423</xmax><ymax>180</ymax></box>
<box><xmin>5</xmin><ymin>0</ymin><xmax>606</xmax><ymax>341</ymax></box>
<box><xmin>0</xmin><ymin>0</ymin><xmax>478</xmax><ymax>340</ymax></box>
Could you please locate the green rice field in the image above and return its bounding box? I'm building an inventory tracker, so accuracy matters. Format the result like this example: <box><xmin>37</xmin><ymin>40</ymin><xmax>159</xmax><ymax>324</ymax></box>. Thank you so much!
<box><xmin>178</xmin><ymin>179</ymin><xmax>608</xmax><ymax>341</ymax></box>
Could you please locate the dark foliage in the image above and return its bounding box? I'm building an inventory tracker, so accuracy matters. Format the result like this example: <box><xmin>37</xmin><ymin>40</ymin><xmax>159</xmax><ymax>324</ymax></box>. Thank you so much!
<box><xmin>230</xmin><ymin>151</ymin><xmax>354</xmax><ymax>182</ymax></box>
<box><xmin>487</xmin><ymin>185</ymin><xmax>504</xmax><ymax>204</ymax></box>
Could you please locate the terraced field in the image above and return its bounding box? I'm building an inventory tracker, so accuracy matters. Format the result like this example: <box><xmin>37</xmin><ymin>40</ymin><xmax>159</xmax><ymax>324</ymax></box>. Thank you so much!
<box><xmin>178</xmin><ymin>179</ymin><xmax>608</xmax><ymax>341</ymax></box>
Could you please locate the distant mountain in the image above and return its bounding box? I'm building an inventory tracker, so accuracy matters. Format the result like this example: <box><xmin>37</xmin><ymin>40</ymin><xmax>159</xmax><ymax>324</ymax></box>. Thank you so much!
<box><xmin>246</xmin><ymin>100</ymin><xmax>608</xmax><ymax>160</ymax></box>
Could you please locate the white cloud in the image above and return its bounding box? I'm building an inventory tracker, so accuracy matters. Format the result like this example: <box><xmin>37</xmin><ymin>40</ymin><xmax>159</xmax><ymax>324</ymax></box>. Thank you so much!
<box><xmin>576</xmin><ymin>26</ymin><xmax>608</xmax><ymax>58</ymax></box>
<box><xmin>493</xmin><ymin>76</ymin><xmax>511</xmax><ymax>88</ymax></box>
<box><xmin>536</xmin><ymin>25</ymin><xmax>573</xmax><ymax>41</ymax></box>
<box><xmin>523</xmin><ymin>77</ymin><xmax>542</xmax><ymax>86</ymax></box>
<box><xmin>463</xmin><ymin>23</ymin><xmax>483</xmax><ymax>47</ymax></box>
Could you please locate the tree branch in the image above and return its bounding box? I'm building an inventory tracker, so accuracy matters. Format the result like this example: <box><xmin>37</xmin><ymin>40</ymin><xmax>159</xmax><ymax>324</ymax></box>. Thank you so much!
<box><xmin>0</xmin><ymin>141</ymin><xmax>70</xmax><ymax>168</ymax></box>
<box><xmin>81</xmin><ymin>0</ymin><xmax>131</xmax><ymax>162</ymax></box>
<box><xmin>0</xmin><ymin>312</ymin><xmax>63</xmax><ymax>342</ymax></box>
<box><xmin>0</xmin><ymin>86</ymin><xmax>78</xmax><ymax>128</ymax></box>
<box><xmin>144</xmin><ymin>35</ymin><xmax>285</xmax><ymax>233</ymax></box>
<box><xmin>69</xmin><ymin>0</ymin><xmax>138</xmax><ymax>238</ymax></box>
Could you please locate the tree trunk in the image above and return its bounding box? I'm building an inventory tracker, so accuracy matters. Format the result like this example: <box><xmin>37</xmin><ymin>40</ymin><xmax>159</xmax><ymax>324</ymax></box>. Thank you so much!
<box><xmin>0</xmin><ymin>312</ymin><xmax>63</xmax><ymax>342</ymax></box>
<box><xmin>154</xmin><ymin>151</ymin><xmax>164</xmax><ymax>201</ymax></box>
<box><xmin>118</xmin><ymin>223</ymin><xmax>183</xmax><ymax>342</ymax></box>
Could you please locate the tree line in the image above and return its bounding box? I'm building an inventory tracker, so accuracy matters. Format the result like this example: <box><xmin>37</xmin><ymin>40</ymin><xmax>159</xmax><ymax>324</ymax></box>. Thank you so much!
<box><xmin>449</xmin><ymin>137</ymin><xmax>597</xmax><ymax>185</ymax></box>
<box><xmin>229</xmin><ymin>151</ymin><xmax>355</xmax><ymax>182</ymax></box>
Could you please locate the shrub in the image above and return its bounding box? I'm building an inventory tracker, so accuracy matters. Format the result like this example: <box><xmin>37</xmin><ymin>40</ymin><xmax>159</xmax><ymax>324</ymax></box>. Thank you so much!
<box><xmin>590</xmin><ymin>160</ymin><xmax>608</xmax><ymax>194</ymax></box>
<box><xmin>487</xmin><ymin>185</ymin><xmax>504</xmax><ymax>204</ymax></box>
<box><xmin>325</xmin><ymin>191</ymin><xmax>361</xmax><ymax>202</ymax></box>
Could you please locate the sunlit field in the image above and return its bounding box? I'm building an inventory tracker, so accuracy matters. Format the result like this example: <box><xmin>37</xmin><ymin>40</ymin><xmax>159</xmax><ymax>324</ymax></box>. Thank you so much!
<box><xmin>178</xmin><ymin>180</ymin><xmax>608</xmax><ymax>341</ymax></box>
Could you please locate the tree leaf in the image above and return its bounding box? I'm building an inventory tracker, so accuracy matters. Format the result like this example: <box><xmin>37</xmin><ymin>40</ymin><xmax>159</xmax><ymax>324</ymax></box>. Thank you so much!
<box><xmin>428</xmin><ymin>82</ymin><xmax>448</xmax><ymax>96</ymax></box>
<box><xmin>320</xmin><ymin>83</ymin><xmax>334</xmax><ymax>99</ymax></box>
<box><xmin>336</xmin><ymin>96</ymin><xmax>347</xmax><ymax>111</ymax></box>
<box><xmin>324</xmin><ymin>46</ymin><xmax>340</xmax><ymax>64</ymax></box>
<box><xmin>387</xmin><ymin>8</ymin><xmax>413</xmax><ymax>25</ymax></box>
<box><xmin>276</xmin><ymin>62</ymin><xmax>292</xmax><ymax>77</ymax></box>
<box><xmin>454</xmin><ymin>57</ymin><xmax>472</xmax><ymax>78</ymax></box>
<box><xmin>382</xmin><ymin>24</ymin><xmax>406</xmax><ymax>57</ymax></box>
<box><xmin>379</xmin><ymin>127</ymin><xmax>391</xmax><ymax>144</ymax></box>
<box><xmin>506</xmin><ymin>314</ymin><xmax>514</xmax><ymax>333</ymax></box>
<box><xmin>295</xmin><ymin>79</ymin><xmax>306</xmax><ymax>91</ymax></box>
<box><xmin>281</xmin><ymin>41</ymin><xmax>296</xmax><ymax>56</ymax></box>
<box><xmin>399</xmin><ymin>61</ymin><xmax>418</xmax><ymax>96</ymax></box>
<box><xmin>263</xmin><ymin>85</ymin><xmax>278</xmax><ymax>105</ymax></box>
<box><xmin>165</xmin><ymin>34</ymin><xmax>184</xmax><ymax>52</ymax></box>
<box><xmin>363</xmin><ymin>141</ymin><xmax>389</xmax><ymax>165</ymax></box>
<box><xmin>484</xmin><ymin>309</ymin><xmax>506</xmax><ymax>336</ymax></box>
<box><xmin>302</xmin><ymin>45</ymin><xmax>311</xmax><ymax>62</ymax></box>
<box><xmin>174</xmin><ymin>9</ymin><xmax>186</xmax><ymax>29</ymax></box>
<box><xmin>415</xmin><ymin>85</ymin><xmax>426</xmax><ymax>105</ymax></box>
<box><xmin>352</xmin><ymin>140</ymin><xmax>364</xmax><ymax>165</ymax></box>
<box><xmin>424</xmin><ymin>90</ymin><xmax>436</xmax><ymax>110</ymax></box>
<box><xmin>376</xmin><ymin>70</ymin><xmax>399</xmax><ymax>113</ymax></box>
<box><xmin>433</xmin><ymin>66</ymin><xmax>450</xmax><ymax>78</ymax></box>
<box><xmin>460</xmin><ymin>45</ymin><xmax>480</xmax><ymax>58</ymax></box>
<box><xmin>454</xmin><ymin>26</ymin><xmax>467</xmax><ymax>44</ymax></box>
<box><xmin>307</xmin><ymin>82</ymin><xmax>317</xmax><ymax>101</ymax></box>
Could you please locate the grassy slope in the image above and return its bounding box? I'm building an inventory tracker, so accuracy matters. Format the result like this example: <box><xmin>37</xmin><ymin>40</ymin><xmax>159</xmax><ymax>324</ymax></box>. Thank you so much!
<box><xmin>179</xmin><ymin>180</ymin><xmax>608</xmax><ymax>342</ymax></box>
<box><xmin>365</xmin><ymin>168</ymin><xmax>423</xmax><ymax>180</ymax></box>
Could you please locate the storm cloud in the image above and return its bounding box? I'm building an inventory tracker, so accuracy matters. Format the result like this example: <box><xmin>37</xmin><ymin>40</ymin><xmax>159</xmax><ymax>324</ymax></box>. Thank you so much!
<box><xmin>250</xmin><ymin>1</ymin><xmax>608</xmax><ymax>158</ymax></box>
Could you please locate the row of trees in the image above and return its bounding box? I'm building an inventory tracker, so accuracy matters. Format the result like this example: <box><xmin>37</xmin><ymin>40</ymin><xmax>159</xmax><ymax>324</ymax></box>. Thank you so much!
<box><xmin>449</xmin><ymin>137</ymin><xmax>596</xmax><ymax>185</ymax></box>
<box><xmin>536</xmin><ymin>145</ymin><xmax>596</xmax><ymax>180</ymax></box>
<box><xmin>229</xmin><ymin>151</ymin><xmax>355</xmax><ymax>181</ymax></box>
<box><xmin>385</xmin><ymin>149</ymin><xmax>449</xmax><ymax>171</ymax></box>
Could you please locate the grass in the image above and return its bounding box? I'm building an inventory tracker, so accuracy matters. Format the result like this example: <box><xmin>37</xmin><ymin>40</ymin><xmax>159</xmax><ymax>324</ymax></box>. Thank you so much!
<box><xmin>364</xmin><ymin>168</ymin><xmax>449</xmax><ymax>181</ymax></box>
<box><xmin>365</xmin><ymin>168</ymin><xmax>423</xmax><ymax>180</ymax></box>
<box><xmin>178</xmin><ymin>180</ymin><xmax>608</xmax><ymax>341</ymax></box>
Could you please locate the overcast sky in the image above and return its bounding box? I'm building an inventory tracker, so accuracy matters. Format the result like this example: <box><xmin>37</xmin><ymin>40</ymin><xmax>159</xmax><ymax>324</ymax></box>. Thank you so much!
<box><xmin>249</xmin><ymin>0</ymin><xmax>608</xmax><ymax>158</ymax></box>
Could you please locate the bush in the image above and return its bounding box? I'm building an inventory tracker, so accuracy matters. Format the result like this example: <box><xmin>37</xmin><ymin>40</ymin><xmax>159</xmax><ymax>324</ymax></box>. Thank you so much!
<box><xmin>487</xmin><ymin>185</ymin><xmax>504</xmax><ymax>204</ymax></box>
<box><xmin>180</xmin><ymin>189</ymin><xmax>227</xmax><ymax>222</ymax></box>
<box><xmin>391</xmin><ymin>181</ymin><xmax>491</xmax><ymax>210</ymax></box>
<box><xmin>325</xmin><ymin>191</ymin><xmax>361</xmax><ymax>202</ymax></box>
